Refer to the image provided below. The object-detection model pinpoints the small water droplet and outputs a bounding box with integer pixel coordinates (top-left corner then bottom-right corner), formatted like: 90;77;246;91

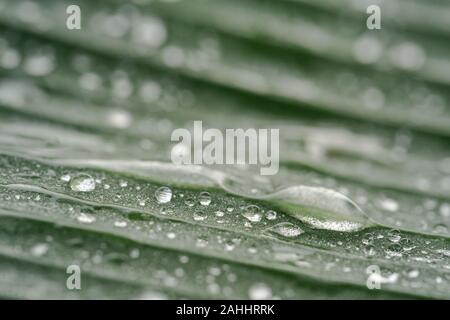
215;211;224;217
388;229;401;243
363;244;377;257
184;197;195;207
266;223;304;237
248;283;272;300
119;180;128;188
114;220;127;228
406;269;420;278
224;240;235;251
196;237;208;248
361;232;374;245
386;243;403;257
160;207;173;215
198;191;211;206
179;255;189;264
193;211;207;221
70;174;96;192
77;212;96;224
433;224;448;234
31;243;48;257
242;205;262;222
61;174;71;182
155;186;172;203
130;248;140;259
24;49;55;76
107;110;132;129
378;198;399;212
167;232;176;239
265;210;277;220
440;203;450;217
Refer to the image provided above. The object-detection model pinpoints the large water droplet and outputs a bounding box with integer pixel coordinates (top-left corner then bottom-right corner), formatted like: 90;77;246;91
259;186;373;232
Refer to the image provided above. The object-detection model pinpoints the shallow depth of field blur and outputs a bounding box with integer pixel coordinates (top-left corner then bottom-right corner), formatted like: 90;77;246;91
0;0;449;299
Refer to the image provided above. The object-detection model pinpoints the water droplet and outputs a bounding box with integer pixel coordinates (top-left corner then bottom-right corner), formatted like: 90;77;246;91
361;232;374;245
107;110;132;129
208;267;222;277
160;207;173;215
389;42;426;71
139;81;161;103
162;46;185;67
114;220;127;228
363;244;377;257
215;211;224;217
378;198;399;212
130;248;140;259
60;174;71;182
31;243;48;257
406;269;420;278
242;205;262;222
265;210;277;220
248;283;272;300
77;213;96;224
224;240;235;251
179;255;189;264
196;237;208;248
248;246;257;254
167;232;176;239
352;36;383;64
117;181;127;188
138;291;168;300
440;203;450;217
155;186;172;203
184;197;195;207
193;211;207;221
266;223;304;238
70;174;96;192
24;49;55;76
386;243;403;257
198;191;212;206
388;229;402;243
132;16;167;49
0;47;20;69
433;224;448;234
261;186;372;232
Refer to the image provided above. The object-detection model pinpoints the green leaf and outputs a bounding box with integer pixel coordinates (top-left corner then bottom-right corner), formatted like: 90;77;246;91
0;0;449;299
